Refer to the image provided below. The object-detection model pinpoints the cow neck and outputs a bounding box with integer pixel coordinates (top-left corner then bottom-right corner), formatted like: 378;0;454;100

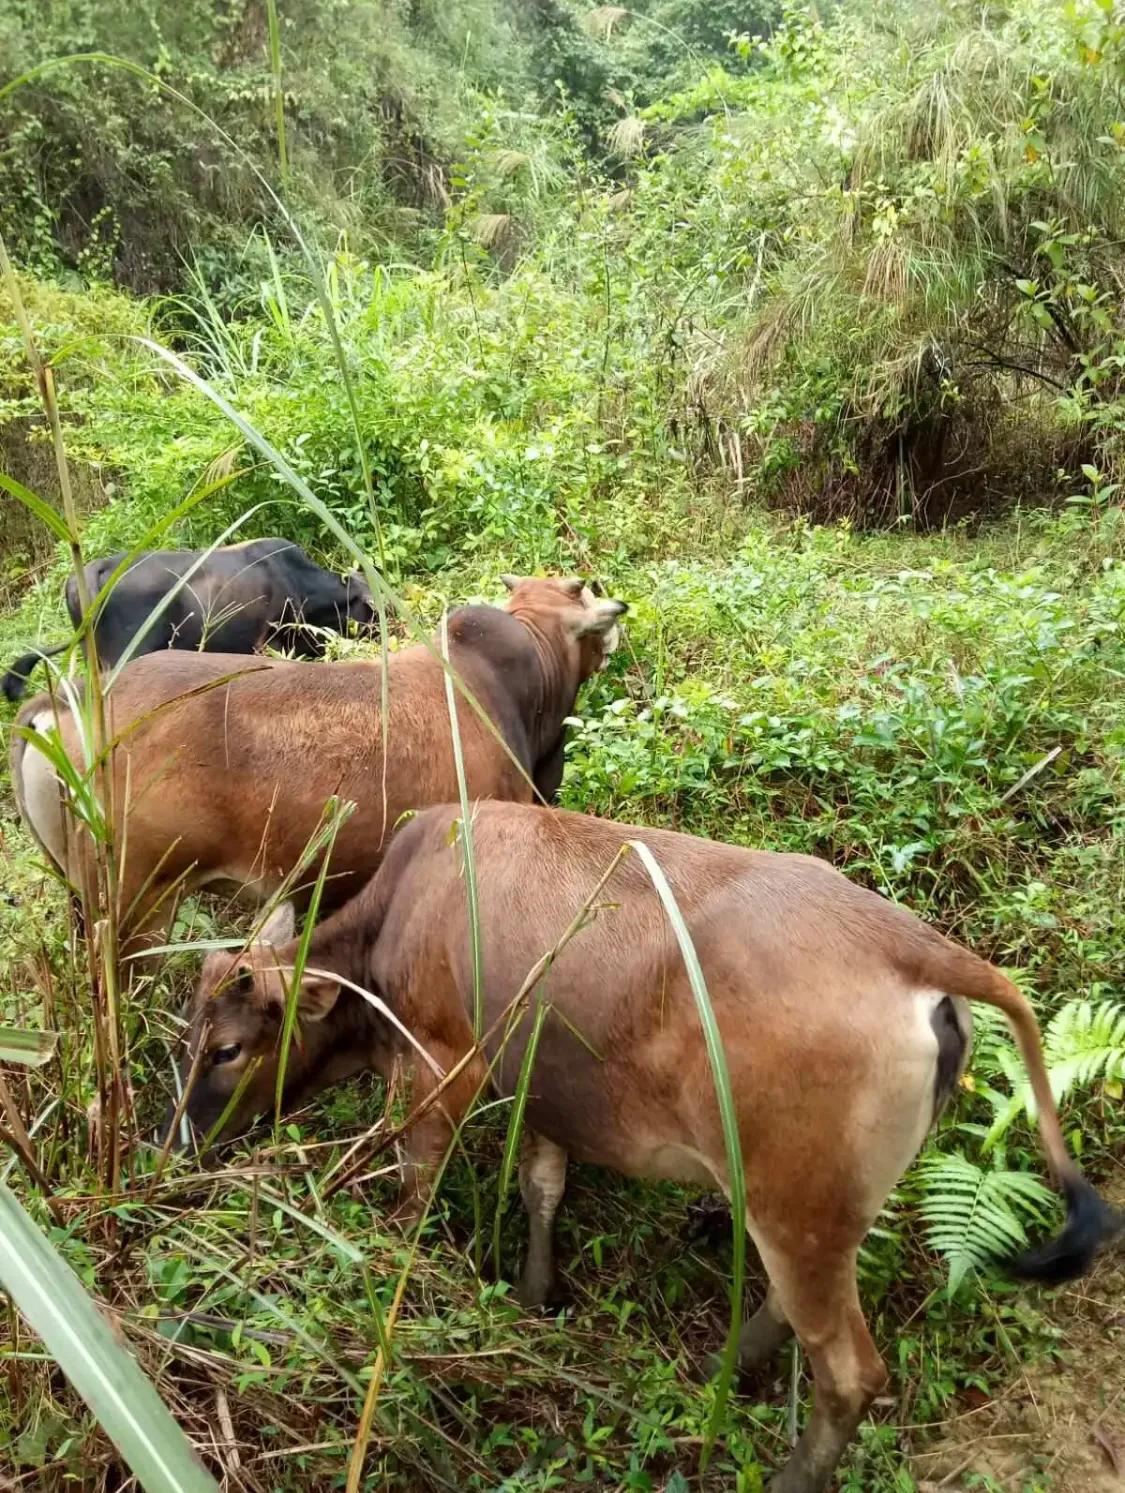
303;915;369;1003
504;606;575;760
296;917;383;1051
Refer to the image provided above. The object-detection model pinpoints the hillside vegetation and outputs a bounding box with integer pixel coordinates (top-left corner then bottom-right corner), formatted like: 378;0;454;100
0;2;1123;1490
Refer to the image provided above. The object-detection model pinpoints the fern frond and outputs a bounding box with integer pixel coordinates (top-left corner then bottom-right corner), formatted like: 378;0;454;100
1045;999;1125;1096
974;997;1125;1149
914;1151;1056;1294
967;1001;1010;1073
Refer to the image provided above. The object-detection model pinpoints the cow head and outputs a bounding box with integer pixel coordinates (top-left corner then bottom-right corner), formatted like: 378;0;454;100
344;571;378;633
170;903;378;1147
499;575;627;680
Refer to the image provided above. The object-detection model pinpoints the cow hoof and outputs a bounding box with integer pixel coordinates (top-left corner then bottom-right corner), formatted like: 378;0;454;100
514;1274;561;1312
699;1349;746;1389
698;1348;778;1399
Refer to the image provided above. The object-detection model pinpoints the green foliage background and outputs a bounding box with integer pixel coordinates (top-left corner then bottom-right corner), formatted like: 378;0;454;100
0;1;1123;1489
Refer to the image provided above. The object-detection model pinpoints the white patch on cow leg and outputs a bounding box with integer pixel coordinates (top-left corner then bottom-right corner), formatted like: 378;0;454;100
845;986;975;1228
516;1130;568;1308
19;710;72;875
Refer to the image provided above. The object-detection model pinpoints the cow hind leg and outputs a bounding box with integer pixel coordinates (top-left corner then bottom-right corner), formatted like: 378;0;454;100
705;1280;793;1384
739;1283;793;1371
749;1009;941;1489
758;1246;887;1493
515;1130;568;1308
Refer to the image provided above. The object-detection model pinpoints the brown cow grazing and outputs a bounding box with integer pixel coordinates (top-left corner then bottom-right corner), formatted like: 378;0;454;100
10;578;625;951
180;802;1116;1493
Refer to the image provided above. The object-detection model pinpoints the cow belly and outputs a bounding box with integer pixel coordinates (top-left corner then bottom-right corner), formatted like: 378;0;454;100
631;1142;720;1186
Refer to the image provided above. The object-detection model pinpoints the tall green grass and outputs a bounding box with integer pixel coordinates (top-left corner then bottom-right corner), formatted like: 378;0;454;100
0;227;220;1493
0;58;548;1482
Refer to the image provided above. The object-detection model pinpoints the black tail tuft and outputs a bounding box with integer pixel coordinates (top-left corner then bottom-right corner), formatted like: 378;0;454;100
2;644;65;702
1008;1175;1121;1286
2;653;41;702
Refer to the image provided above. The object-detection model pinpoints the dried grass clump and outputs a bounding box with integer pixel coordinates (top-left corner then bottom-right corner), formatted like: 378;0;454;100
608;116;646;160
584;6;630;41
469;212;514;249
495;149;530;178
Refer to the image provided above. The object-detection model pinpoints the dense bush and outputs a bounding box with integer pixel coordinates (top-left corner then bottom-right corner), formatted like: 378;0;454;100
0;0;532;290
632;0;1125;521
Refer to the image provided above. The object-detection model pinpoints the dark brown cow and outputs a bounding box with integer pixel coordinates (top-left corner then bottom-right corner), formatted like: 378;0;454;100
181;802;1115;1493
10;579;625;950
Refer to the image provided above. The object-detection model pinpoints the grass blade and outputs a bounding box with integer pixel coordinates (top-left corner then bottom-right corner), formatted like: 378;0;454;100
628;839;746;1471
440;612;483;1038
0;1181;217;1491
492;995;550;1277
0;472;72;543
0;1027;58;1067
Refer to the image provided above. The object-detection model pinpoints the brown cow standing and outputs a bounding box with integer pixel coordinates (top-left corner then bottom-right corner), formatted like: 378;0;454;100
181;802;1115;1493
10;578;625;950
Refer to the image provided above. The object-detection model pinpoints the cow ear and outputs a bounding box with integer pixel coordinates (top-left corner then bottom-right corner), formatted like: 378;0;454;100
297;973;340;1022
255;902;295;948
256;967;339;1021
234;961;258;999
499;574;521;592
571;598;627;639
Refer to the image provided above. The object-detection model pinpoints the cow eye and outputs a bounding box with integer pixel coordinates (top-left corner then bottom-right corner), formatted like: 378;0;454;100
212;1043;242;1066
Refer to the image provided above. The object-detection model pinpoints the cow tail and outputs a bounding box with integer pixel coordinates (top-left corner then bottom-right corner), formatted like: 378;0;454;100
2;643;67;702
923;941;1119;1283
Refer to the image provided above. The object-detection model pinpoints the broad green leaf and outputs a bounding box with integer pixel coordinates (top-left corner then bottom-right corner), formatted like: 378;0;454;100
0;1181;217;1491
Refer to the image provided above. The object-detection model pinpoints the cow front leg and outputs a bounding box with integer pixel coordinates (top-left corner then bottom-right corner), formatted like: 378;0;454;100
516;1130;568;1308
396;1041;487;1226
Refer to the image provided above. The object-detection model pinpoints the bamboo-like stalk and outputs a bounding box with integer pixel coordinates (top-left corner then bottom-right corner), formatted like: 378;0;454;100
265;0;290;191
